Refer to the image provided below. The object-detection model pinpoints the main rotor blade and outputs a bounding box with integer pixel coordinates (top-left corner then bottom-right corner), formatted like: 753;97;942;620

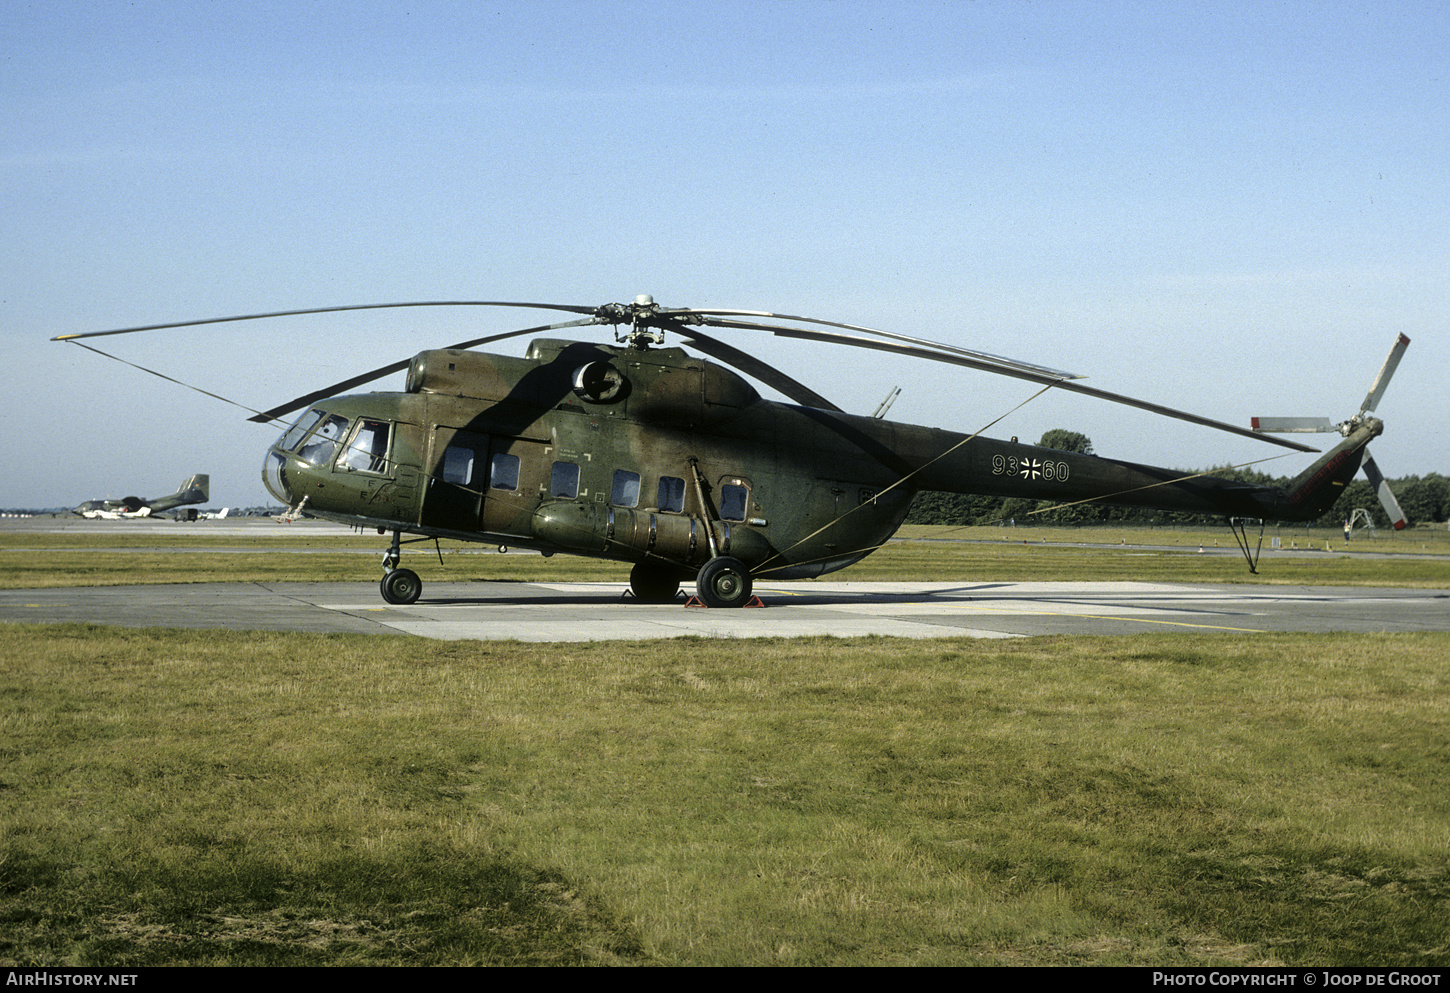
246;317;600;424
51;301;602;342
668;307;1084;381
1361;453;1407;530
1361;333;1410;414
699;317;1319;452
676;329;843;411
1251;417;1336;433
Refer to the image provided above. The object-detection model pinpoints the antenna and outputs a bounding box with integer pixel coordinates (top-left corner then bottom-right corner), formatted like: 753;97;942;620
872;386;901;419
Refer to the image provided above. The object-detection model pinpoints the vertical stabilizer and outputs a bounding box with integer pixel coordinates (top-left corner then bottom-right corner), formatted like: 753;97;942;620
148;474;210;512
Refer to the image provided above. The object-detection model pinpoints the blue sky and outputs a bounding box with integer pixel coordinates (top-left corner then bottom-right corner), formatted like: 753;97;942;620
4;1;1446;510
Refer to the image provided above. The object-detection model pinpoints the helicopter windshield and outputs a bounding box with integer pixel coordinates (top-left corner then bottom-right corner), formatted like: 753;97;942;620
276;409;324;451
295;413;351;466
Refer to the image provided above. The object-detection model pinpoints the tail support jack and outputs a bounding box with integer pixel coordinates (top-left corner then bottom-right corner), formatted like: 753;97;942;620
1228;517;1265;574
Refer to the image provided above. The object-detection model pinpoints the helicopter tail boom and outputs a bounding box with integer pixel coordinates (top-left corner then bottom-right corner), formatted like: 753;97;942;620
879;415;1377;524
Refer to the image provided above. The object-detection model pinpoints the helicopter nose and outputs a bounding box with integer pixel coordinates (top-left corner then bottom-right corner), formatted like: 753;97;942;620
264;448;341;512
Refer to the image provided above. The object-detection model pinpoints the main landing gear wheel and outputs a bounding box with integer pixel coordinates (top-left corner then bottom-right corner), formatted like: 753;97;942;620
380;568;422;605
696;556;752;608
630;561;681;603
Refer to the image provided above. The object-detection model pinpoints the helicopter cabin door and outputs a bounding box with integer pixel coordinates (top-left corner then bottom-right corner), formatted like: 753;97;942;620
424;426;490;533
423;426;550;537
478;435;550;538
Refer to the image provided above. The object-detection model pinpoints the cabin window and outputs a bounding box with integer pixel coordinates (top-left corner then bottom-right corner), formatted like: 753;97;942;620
337;419;391;474
611;470;641;508
490;452;521;491
278;409;324;452
441;446;475;486
296;414;350;466
551;461;581;498
720;483;749;522
657;476;686;513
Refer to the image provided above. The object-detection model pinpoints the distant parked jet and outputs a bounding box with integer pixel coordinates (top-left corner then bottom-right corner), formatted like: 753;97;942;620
73;474;209;519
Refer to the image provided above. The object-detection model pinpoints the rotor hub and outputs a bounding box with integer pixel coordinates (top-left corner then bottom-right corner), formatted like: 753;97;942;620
598;293;669;350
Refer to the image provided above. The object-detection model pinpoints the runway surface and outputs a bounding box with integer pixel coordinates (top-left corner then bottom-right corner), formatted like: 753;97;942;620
4;516;1446;640
3;579;1446;641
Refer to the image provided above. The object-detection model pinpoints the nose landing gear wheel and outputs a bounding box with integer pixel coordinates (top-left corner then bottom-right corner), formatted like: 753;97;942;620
696;556;752;608
380;568;422;605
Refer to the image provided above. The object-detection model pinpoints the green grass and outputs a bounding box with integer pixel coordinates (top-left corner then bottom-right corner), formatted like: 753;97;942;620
3;521;1446;965
3;625;1447;966
832;535;1450;587
3;523;1449;588
897;521;1450;554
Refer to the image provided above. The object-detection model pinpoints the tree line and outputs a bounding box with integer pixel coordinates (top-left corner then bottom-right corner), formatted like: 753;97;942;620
904;430;1450;529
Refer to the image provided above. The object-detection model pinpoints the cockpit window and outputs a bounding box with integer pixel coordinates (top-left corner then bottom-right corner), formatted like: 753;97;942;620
296;414;350;466
337;419;392;474
278;409;324;452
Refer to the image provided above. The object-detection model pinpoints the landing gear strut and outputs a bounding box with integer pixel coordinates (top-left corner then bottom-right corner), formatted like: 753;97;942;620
379;529;423;605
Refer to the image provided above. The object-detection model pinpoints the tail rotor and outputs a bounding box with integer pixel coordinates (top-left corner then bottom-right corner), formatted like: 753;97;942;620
1252;334;1410;529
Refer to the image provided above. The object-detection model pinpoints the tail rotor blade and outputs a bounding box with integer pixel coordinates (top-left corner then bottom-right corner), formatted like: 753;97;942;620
1361;333;1410;414
1362;453;1407;530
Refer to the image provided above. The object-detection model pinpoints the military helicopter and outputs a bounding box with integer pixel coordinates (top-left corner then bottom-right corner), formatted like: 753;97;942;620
54;296;1407;607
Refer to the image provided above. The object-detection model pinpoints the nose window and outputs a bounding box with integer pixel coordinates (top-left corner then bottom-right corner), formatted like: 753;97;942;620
263;451;290;503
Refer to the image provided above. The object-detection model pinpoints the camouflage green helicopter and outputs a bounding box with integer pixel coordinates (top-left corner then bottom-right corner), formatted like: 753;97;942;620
55;297;1408;607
